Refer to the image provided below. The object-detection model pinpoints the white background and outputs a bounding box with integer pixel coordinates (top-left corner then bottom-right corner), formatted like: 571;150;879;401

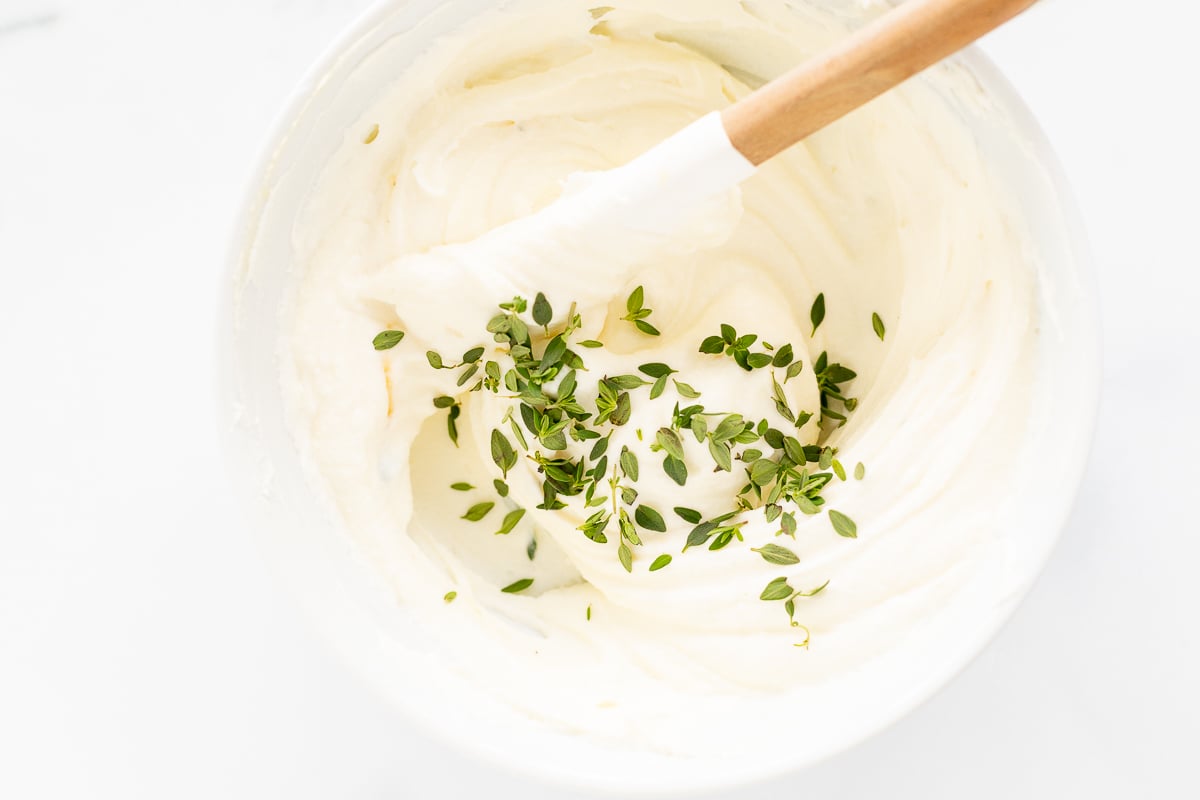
1;0;1197;797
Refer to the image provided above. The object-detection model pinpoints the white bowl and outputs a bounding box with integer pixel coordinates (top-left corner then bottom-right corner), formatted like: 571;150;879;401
218;0;1100;793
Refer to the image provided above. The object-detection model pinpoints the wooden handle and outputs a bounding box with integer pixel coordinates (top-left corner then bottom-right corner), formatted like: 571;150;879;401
722;0;1038;165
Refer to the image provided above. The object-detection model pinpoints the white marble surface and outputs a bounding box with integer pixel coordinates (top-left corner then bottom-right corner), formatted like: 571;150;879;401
1;1;1197;797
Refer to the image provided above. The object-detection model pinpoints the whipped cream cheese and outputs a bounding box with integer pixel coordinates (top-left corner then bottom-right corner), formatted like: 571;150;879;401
282;0;1037;755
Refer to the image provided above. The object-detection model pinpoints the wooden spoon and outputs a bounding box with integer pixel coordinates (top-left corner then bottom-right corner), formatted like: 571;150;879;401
723;0;1039;166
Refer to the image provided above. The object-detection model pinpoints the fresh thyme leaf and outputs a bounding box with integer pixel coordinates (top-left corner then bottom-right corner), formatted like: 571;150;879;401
819;447;834;470
462;501;494;521
635;504;667;532
449;482;473;491
607;375;648;390
781;512;798;537
626;285;645;314
527;536;538;560
674;506;702;524
590;435;610;461
620;485;638;505
462;346;485;363
540;335;567;370
494;479;509;497
578;339;604;348
532;292;553;327
829;509;858;538
444;591;456;603
649;554;672;572
495;508;526;535
619;447;639;481
749;459;778;487
752;543;800;565
586;604;592;620
433;395;456;409
655;428;685;462
795;580;830;598
634;320;661;336
673;379;701;399
832;459;847;481
446;404;461;446
611;392;632;425
699;335;725;354
855;462;866;480
810;293;826;336
501;578;533;594
426;350;444;369
872;312;886;341
783;437;805;464
760;576;794;601
650;374;668;399
491;429;517;477
763;503;782;523
708;438;733;472
663;455;688;486
456;363;479;386
772;343;794;368
747;352;773;369
618;541;633;573
720;324;737;344
373;330;405;350
785;361;804;381
639;363;675;378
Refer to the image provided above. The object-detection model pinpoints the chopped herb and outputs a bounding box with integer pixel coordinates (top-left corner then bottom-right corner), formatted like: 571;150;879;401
649;554;673;572
501;578;534;594
495;508;526;535
621;285;660;336
829;509;858;538
449;482;473;491
752;543;800;565
462;502;494;521
372;330;405;350
810;293;826;336
634;505;667;532
532;292;553;328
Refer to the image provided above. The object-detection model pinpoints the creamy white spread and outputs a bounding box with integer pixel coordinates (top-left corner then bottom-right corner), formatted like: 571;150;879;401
282;0;1037;755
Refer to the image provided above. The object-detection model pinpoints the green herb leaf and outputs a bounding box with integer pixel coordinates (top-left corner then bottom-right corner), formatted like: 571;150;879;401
501;578;533;594
699;336;725;354
578;339;604;348
491;429;517;477
674;507;702;524
649;554;672;572
619;447;639;481
655;428;685;462
618;541;633;573
650;374;668;399
760;577;794;601
752;543;800;565
626;285;644;314
426;350;444;369
832;459;847;481
527;536;538;561
772;343;794;368
663;455;688;486
462;346;485;363
635;504;667;532
462;502;494;521
449;482;473;491
433;395;456;409
446;404;461;446
444;591;456;603
673;380;701;399
829;509;858;538
494;479;509;497
855;462;866;480
373;330;405;350
495;508;526;535
872;312;886;341
810;293;826;336
532;292;553;327
638;363;675;378
634;320;661;337
786;361;804;381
